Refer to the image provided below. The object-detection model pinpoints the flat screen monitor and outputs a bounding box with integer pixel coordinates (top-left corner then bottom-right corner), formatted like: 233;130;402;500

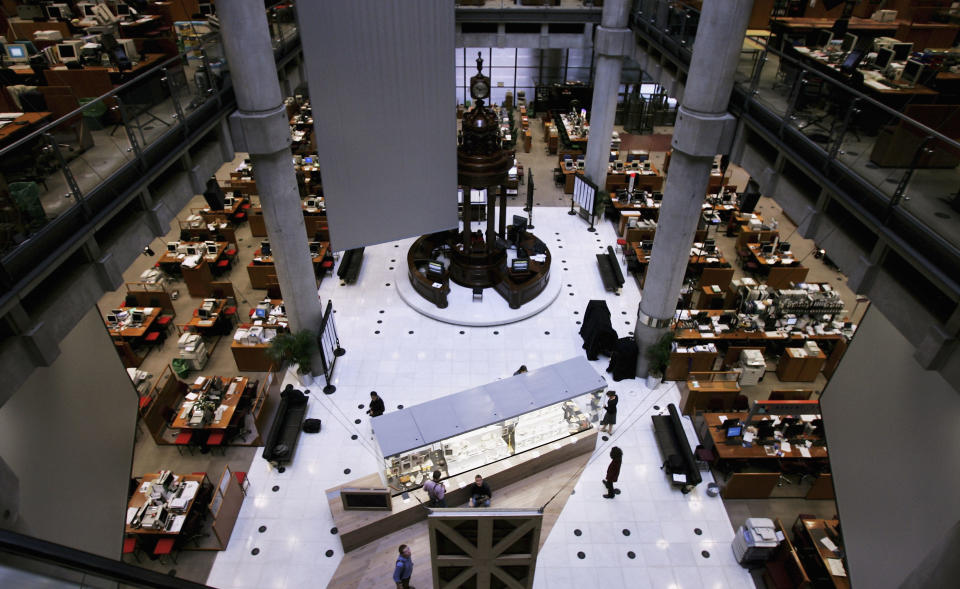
757;421;775;440
783;423;806;438
131;311;144;324
513;214;527;230
841;33;857;53
892;42;913;61
5;44;28;63
260;241;271;256
875;47;894;69
427;261;444;276
902;59;923;85
185;246;197;255
815;30;832;48
779;416;799;428
206;245;217;255
512;259;529;272
841;49;863;72
721;418;739;430
640;240;653;251
726;426;742;438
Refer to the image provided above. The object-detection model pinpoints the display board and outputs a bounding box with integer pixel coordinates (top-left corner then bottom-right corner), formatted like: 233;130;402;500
573;175;597;215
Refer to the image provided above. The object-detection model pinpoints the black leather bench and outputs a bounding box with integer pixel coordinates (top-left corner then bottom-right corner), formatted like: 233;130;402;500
337;247;365;284
262;385;308;466
652;403;702;493
596;246;625;293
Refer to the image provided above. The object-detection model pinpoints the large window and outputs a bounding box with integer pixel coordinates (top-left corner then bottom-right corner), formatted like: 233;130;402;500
456;48;598;106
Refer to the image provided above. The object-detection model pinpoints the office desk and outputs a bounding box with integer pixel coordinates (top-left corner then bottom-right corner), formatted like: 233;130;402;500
0;112;53;148
158;242;227;297
231;321;286;372
185;299;227;334
246;243;329;289
41;54;167;89
790;46;938;99
107;307;162;340
776;346;827;382
126;472;205;536
248;205;327;238
747;242;797;267
799;519;850;589
172;376;247;430
703;412;828;461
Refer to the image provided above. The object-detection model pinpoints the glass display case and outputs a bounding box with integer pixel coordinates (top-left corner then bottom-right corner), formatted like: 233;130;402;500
383;399;591;493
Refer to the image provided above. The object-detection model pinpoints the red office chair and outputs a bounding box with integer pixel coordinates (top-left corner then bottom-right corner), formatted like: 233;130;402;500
123;536;140;562
174;431;193;456
153;537;177;564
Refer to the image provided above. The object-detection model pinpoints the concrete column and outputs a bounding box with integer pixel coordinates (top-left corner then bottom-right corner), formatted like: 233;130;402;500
635;1;752;375
584;0;632;190
219;0;324;374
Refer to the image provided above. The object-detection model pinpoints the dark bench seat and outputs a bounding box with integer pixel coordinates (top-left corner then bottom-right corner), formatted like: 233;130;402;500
596;246;625;293
651;403;702;493
262;385;308;466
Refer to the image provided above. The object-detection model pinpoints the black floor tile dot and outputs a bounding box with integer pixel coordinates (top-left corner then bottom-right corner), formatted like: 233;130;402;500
558;245;563;249
627;551;636;559
374;331;380;334
622;529;630;536
702;550;710;558
354;419;361;424
259;525;267;533
278;466;285;473
602;435;609;441
562;260;566;263
330;527;338;534
573;529;582;536
625;321;630;324
567;284;572;287
408;331;414;334
394;244;399;247
569;292;574;296
358;404;365;409
576;321;581;325
570;489;575;495
391;259;396;262
574;310;579;314
351;434;358;440
563;267;568;271
653;405;660;410
694;528;703;535
397;404;404;409
389;267;394;270
577;551;586;559
377;320;382;323
272;485;279;492
379;310;385;313
555;232;559;235
493;330;499;335
343;468;351;474
385;283;391;286
251;548;260;556
544;331;550;335
622;311;627;315
459;330;465;334
326;549;335;557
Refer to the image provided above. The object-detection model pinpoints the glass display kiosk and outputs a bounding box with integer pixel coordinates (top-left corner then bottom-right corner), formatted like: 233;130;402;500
372;357;607;495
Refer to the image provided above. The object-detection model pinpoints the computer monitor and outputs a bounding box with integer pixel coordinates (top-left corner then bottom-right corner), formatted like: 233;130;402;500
206;244;217;255
186;246;198;256
197;307;209;319
576;160;585;170
718;312;735;326
260;241;271;256
512;259;529;273
783;423;806;438
56;43;78;62
779;241;791;253
779;416;799;429
223;196;234;207
131;311;144;324
116;4;132;17
199;2;215;16
427;260;444;276
726;425;742;438
811;418;825;437
118;38;138;62
305;198;316;208
761;243;775;255
721;418;739;431
166;242;178;253
841;33;857;53
875;47;894;69
46;5;65;20
640;240;653;251
841;49;864;72
902;59;923;86
83;5;97;17
892;42;913;61
757;421;775;440
815;30;832;48
309;242;320;255
106;313;118;324
5;44;28;63
615;161;624;171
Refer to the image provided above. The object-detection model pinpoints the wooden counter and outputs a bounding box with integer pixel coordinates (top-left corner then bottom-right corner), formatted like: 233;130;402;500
776;346;826;382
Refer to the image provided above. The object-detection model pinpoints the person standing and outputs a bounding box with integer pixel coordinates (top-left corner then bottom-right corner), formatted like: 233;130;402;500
599;390;618;433
366;391;385;417
423;470;447;507
393;544;414;589
603;446;623;499
513;365;528;375
469;474;492;507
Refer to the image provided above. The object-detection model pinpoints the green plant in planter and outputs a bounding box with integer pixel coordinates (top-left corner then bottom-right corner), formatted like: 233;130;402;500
594;189;611;217
267;330;317;377
645;332;675;379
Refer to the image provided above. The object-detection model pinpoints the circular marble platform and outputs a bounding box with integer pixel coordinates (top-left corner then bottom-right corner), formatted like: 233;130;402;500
395;266;562;326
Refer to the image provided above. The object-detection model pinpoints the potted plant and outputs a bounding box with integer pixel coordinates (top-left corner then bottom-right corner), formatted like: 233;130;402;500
645;332;675;389
594;189;612;219
267;330;317;386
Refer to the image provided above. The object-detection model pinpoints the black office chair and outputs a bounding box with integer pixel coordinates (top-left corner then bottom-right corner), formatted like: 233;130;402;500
0;68;20;85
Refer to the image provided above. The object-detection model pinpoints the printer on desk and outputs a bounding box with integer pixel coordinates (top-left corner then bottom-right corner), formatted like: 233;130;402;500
177;333;209;370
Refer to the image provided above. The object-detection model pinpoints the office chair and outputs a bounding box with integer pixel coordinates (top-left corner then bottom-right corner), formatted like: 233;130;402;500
0;68;20;85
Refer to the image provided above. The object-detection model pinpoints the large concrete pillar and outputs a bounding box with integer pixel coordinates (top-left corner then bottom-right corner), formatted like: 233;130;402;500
584;0;632;190
635;1;752;375
220;0;324;374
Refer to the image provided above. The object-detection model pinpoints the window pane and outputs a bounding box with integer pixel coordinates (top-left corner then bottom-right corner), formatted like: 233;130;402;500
516;48;539;67
490;47;515;65
567;48;593;69
567;68;591;84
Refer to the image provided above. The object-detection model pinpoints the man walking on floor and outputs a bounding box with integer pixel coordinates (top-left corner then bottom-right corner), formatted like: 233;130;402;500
393;544;414;589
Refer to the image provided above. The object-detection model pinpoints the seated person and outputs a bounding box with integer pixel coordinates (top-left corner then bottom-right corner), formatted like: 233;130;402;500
469;474;492;507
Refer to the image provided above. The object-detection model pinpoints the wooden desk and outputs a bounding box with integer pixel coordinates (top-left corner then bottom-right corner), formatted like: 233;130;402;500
747;242;797;267
185;299;227;333
246;243;329;289
799;519;850;588
0;112;53;148
231;322;285;372
776;346;826;382
683;377;741;414
703;412;828;461
248;205;327;239
107;307;161;340
125;472;204;536
172;376;247;430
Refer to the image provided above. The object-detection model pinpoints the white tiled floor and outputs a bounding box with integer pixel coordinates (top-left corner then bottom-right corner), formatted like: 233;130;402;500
206;207;752;588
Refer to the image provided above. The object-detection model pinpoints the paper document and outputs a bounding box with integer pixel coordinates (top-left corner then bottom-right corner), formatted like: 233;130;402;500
799;447;812;458
781;442;791;452
126;507;139;524
743;432;755;443
672;473;687;483
185;393;198;401
826;558;846;576
717;415;728;423
169;515;186;534
194;377;206;385
820;537;839;553
775;530;785;542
